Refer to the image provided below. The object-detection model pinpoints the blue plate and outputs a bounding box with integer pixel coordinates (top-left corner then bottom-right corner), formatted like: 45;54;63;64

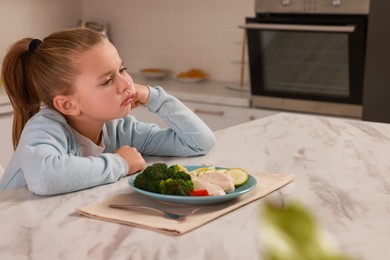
128;166;257;205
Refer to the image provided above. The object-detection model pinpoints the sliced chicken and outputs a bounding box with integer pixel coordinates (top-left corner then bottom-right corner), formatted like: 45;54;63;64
191;176;226;196
199;172;235;193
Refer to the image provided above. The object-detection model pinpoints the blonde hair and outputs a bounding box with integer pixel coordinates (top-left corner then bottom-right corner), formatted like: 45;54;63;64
1;28;106;149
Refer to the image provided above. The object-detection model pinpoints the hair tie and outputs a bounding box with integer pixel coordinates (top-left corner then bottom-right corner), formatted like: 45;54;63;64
28;39;42;53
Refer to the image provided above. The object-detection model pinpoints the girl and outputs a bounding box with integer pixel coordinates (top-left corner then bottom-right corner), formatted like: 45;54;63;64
0;28;216;195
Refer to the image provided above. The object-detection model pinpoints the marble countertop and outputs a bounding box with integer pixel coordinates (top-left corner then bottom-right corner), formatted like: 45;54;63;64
1;112;390;259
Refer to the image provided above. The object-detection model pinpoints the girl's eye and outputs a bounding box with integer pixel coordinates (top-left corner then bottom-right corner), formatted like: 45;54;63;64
120;67;128;73
102;78;112;86
100;66;127;86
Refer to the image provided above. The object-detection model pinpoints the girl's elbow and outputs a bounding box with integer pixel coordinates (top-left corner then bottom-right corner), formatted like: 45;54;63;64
26;175;70;195
197;133;216;153
28;184;53;195
27;180;61;195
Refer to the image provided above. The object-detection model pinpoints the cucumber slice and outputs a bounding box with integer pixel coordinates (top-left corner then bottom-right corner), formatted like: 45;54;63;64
225;168;249;186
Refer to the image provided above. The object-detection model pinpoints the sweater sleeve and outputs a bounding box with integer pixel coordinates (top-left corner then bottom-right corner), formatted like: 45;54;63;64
106;86;216;157
12;111;128;195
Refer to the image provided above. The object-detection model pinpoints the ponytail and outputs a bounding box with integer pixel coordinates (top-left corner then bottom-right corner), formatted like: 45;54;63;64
1;38;41;149
1;28;105;150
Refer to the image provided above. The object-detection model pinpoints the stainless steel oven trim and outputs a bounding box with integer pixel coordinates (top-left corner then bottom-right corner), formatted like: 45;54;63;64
255;0;370;15
244;23;356;33
251;95;362;118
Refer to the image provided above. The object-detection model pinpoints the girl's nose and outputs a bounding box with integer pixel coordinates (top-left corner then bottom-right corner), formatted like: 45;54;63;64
119;74;133;93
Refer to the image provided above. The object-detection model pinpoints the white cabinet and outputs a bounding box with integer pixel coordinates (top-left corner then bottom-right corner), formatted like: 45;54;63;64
130;101;277;131
183;101;277;131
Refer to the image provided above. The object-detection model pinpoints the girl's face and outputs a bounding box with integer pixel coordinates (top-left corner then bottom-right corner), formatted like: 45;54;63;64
71;40;135;123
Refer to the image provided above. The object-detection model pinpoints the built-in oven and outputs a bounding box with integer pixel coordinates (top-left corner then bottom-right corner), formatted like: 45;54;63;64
245;0;370;118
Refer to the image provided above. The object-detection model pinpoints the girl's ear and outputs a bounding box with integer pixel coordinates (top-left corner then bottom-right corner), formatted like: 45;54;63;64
53;95;81;116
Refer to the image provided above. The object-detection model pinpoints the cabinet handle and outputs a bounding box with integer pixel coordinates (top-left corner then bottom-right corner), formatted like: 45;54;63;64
194;108;224;117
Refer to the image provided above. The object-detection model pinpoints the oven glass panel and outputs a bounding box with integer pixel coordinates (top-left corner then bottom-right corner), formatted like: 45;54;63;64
260;30;349;97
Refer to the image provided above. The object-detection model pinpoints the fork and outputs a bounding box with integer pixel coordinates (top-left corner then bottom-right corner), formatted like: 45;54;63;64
109;204;199;220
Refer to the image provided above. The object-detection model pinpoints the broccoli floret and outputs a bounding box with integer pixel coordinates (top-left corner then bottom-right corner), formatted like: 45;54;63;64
160;178;194;196
168;164;191;180
134;175;162;193
133;163;194;195
168;164;182;174
142;163;169;180
172;171;192;181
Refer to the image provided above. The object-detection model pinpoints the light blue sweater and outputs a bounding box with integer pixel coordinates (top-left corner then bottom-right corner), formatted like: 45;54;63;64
0;86;216;195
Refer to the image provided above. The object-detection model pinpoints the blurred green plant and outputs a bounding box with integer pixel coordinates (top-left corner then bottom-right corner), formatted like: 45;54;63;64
260;201;353;260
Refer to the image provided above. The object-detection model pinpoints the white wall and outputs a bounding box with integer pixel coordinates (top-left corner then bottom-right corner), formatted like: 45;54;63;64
82;0;255;83
0;0;82;65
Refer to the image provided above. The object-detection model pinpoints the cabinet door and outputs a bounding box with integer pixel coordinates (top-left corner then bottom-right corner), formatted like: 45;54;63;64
184;102;245;131
183;101;277;131
245;107;279;122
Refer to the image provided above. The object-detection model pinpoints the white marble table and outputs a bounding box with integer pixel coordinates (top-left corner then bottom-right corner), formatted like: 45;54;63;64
1;112;390;260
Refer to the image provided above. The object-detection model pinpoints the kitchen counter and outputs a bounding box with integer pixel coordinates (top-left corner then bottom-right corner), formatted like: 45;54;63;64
132;74;251;107
1;112;390;259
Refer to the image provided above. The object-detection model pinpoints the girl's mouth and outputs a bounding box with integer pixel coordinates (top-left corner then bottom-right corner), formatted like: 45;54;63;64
121;94;134;107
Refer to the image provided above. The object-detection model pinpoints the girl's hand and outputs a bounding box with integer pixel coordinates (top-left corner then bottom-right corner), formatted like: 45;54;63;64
115;145;146;175
132;84;150;109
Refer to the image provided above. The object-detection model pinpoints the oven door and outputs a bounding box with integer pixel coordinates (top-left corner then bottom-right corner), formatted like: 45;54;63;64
246;14;367;115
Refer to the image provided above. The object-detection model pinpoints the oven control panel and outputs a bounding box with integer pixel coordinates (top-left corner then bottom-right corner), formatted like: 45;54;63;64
255;0;370;14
